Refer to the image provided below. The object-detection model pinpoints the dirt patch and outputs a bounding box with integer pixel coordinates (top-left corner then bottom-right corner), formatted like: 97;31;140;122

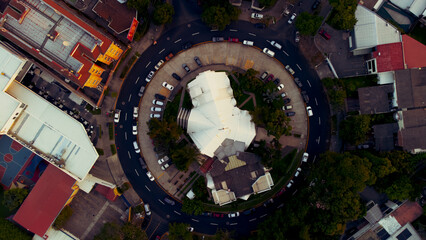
298;36;325;67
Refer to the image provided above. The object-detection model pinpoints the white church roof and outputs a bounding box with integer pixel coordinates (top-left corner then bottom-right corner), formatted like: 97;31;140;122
186;71;256;157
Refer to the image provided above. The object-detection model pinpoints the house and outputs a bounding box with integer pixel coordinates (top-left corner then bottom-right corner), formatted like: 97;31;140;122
372;123;399;151
358;84;394;114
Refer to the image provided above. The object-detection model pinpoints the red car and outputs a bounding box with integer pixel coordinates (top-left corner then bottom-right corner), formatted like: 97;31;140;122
265;74;274;83
213;213;224;218
276;187;286;197
165;52;174;61
228;37;239;43
319;29;331;40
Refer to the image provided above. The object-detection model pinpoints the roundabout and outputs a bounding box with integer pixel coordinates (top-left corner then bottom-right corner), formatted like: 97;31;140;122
114;19;330;238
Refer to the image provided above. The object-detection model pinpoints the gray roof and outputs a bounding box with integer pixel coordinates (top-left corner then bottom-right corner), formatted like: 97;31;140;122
395;69;426;109
358;84;394;114
398;109;426;151
373;123;398;151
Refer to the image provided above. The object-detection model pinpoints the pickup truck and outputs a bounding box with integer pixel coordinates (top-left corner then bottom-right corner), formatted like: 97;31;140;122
282;4;294;16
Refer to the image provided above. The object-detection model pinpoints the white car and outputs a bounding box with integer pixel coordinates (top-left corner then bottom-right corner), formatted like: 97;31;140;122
251;13;263;19
281;92;287;98
145;71;154;82
282;105;293;110
288;13;297;24
162;82;174;91
294;167;302;177
158;156;169;165
151;107;162;112
306;106;313;117
286;180;294;188
150;113;160;118
277;84;284;91
302;152;309;162
187;227;194;232
161;163;170;170
270;41;282;50
243;40;254;46
133;141;140;153
133;107;138;118
113;110;120;123
154;60;164;70
152;100;164;106
285;65;295;75
228;212;240;218
262;48;275;57
132;124;137;135
146;171;155;181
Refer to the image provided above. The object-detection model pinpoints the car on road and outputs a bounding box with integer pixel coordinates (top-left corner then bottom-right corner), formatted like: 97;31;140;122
301;91;309;103
243;40;254;46
132;124;137;135
114;110;121;123
282;3;294;16
151;107;162;112
150;113;161;118
172;73;182;81
294;167;302;177
283;98;291;104
302;152;309;162
265;74;274;83
254;23;266;29
282;105;293;110
155;94;166;100
165;52;174;61
158;156;169;164
154;60;164;70
212;36;224;42
146;171;155;181
286;180;294;188
228;37;239;43
133;141;140;153
152;100;164;106
182;63;190;73
312;0;321;9
228;212;240;218
187;227;194;232
263;198;274;207
288;13;297;24
270;40;282;50
285;65;295;75
145;71;155;82
260;71;268;80
294;78;303;88
138;86;145;97
213;213;224;218
144;204;151;215
306;106;313;116
319;28;331;40
139;157;147;169
276;187;286;197
202;212;212;217
162;82;174;91
262;48;275;57
133;107;138;118
194;56;202;67
277;84;284;91
161;163;170;171
164;197;175;205
182;42;192;50
295;31;300;43
243;208;256;215
273;78;280;85
286;111;295;117
251;13;263;19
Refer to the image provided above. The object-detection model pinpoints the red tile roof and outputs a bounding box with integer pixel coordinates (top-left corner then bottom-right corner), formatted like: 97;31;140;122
13;164;76;237
95;184;117;201
402;35;426;69
200;158;214;174
373;42;404;72
391;201;423;227
92;0;136;34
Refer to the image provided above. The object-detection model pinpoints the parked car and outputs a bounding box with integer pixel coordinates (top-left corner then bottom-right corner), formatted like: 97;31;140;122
154;60;164;70
294;167;302;177
273;78;280;86
138;86;145;97
283;98;291;104
295;31;300;43
133;107;138;118
302;152;309;162
288;13;297;24
262;48;275;57
265;74;274;83
162;82;174;91
243;208;256;215
285;65;295;75
294;78;303;88
165;52;174;61
155;94;166;100
282;3;294;16
139;157;147;169
286;180;294;188
114;110;121;123
144;204;151;215
228;37;239;43
213;213;224;218
158;156;169;165
282;105;293;110
254;23;266;29
263;198;274;207
270;40;282;50
312;0;321;9
285;111;295;117
151;107;162;112
276;187;286;197
146;171;155;181
212;36;224;42
182;64;190;73
152;100;164;106
161;163;170;170
251;13;263;19
194;56;202;67
243;40;254;46
319;28;331;40
228;212;240;218
182;42;192;50
202;212;212;217
306;106;313;116
281;92;287;98
145;71;155;82
172;73;182;81
132;124;137;135
277;84;284;91
260;72;268;80
133;141;140;153
164;197;175;205
150;113;161;118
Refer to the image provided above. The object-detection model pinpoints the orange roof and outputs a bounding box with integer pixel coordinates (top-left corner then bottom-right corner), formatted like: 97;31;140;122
402;35;426;69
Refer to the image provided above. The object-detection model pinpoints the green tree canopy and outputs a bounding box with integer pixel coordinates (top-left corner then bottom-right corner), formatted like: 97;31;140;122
258;0;277;8
148;118;183;153
93;222;147;240
201;2;240;30
181;198;204;216
94;222;121;240
169;222;192;240
0;218;32;240
295;12;324;36
53;205;73;229
152;3;174;25
2;188;29;210
171;144;199;171
328;0;358;30
127;0;149;14
339;115;371;145
121;223;148;240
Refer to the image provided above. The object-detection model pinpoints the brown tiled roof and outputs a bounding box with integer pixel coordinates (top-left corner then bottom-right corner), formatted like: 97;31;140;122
92;0;136;34
395;69;426;109
391;201;423;227
358;84;394;114
373;123;398;151
398;109;426;151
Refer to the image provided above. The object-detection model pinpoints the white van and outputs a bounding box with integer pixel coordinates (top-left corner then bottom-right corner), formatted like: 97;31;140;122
243;40;254;46
133;141;140;153
262;48;275;57
144;204;151;216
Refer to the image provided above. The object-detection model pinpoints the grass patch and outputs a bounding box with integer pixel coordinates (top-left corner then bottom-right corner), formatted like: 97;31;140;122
98;125;102;138
110;144;117;155
230;76;250;106
120;54;138;79
341;75;378;98
115;47;132;75
241;97;255;111
271;149;297;181
0;189;14;218
293;133;301;138
85;104;101;115
110;92;118;98
370;112;396;125
109;123;114;140
96;148;104;155
409;23;426;45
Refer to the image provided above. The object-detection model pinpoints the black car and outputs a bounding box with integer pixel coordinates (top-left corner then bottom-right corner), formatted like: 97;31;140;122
283;98;291;104
155;94;166;100
172;73;181;81
286;111;296;117
194;56;202;67
182;42;192;50
312;0;321;10
255;23;266;29
273;78;280;86
263;198;274;207
164;197;175;205
212;36;224;42
182;64;190;73
243;208;256;215
139;157;147;169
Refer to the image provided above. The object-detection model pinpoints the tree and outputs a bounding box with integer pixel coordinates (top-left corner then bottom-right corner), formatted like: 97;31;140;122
258;0;277;8
2;188;29;210
127;0;149;14
121;223;147;240
152;3;174;25
53;205;73;229
339;115;371;145
214;228;235;240
171;144;199;171
168;222;192;240
93;222;147;240
201;2;240;30
0;218;32;240
328;0;358;30
94;222;121;240
148;118;183;153
295;12;324;36
181;198;204;216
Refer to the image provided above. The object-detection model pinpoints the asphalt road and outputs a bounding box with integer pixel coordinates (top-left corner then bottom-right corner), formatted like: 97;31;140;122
114;8;330;239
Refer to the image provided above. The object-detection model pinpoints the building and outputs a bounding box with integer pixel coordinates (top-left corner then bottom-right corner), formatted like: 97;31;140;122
358;84;394;114
389;0;426;18
372;123;399;151
0;0;123;89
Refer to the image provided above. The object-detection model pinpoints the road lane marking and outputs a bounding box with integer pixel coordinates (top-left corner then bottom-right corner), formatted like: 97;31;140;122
174;210;181;215
277;203;284;208
282;50;289;56
191;218;199;222
313;155;317;163
315;97;318;106
145;185;151;191
135;169;139;176
230;223;238;225
136;77;140;84
210;223;218;225
248;32;256;36
260;214;267;218
127;151;131;159
146;61;151;68
230;29;237;32
292;190;298;195
158;199;165;205
125;112;127;121
174;39;182;43
316;136;321;144
249;218;257;222
128;94;132;102
124;132;127;140
266;40;271;43
159;48;165;54
307;80;312;87
319;117;321;125
296;64;302;70
210;29;218;32
192;32;199;36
